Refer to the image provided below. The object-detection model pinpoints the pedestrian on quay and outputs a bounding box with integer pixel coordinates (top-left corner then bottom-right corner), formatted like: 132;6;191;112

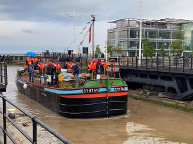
27;62;34;82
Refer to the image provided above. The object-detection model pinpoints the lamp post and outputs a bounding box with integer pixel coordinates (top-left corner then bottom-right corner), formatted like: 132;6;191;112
139;0;143;62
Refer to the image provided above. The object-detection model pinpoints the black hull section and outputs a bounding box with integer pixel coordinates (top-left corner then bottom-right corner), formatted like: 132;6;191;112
16;80;127;118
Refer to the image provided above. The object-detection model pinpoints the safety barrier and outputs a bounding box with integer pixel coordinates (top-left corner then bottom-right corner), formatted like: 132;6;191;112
0;93;72;144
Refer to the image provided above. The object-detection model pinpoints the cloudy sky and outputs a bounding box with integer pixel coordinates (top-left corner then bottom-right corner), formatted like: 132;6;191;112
0;0;193;54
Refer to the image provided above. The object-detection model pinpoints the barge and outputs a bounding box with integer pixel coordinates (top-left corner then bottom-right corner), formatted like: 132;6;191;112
16;71;128;118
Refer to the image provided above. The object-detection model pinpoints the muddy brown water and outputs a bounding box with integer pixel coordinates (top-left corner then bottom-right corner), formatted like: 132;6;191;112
2;66;193;144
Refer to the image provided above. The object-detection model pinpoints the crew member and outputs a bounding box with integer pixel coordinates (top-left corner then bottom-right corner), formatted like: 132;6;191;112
72;61;79;83
39;63;45;84
27;62;34;82
55;63;61;86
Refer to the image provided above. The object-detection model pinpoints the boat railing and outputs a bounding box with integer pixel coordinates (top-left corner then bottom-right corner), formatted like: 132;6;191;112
0;93;72;144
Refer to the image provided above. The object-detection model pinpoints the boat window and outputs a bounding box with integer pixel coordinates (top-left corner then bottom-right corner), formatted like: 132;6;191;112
149;75;158;80
131;73;138;77
160;75;172;81
140;74;147;78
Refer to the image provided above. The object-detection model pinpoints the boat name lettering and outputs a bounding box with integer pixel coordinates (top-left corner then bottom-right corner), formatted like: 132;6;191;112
114;87;125;91
83;88;99;93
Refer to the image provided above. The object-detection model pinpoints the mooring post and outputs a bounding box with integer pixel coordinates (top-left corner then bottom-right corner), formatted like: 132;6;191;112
3;95;7;144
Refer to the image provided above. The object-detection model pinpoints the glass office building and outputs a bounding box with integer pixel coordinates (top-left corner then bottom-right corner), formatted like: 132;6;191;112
108;18;193;56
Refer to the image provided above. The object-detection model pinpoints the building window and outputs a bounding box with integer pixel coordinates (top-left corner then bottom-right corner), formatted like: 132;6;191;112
130;28;139;38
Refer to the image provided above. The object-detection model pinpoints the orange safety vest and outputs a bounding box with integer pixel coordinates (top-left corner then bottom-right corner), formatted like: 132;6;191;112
24;64;28;68
47;62;52;65
40;64;45;70
52;63;57;67
26;57;31;63
68;62;72;68
92;62;96;70
33;58;38;63
103;63;108;69
88;63;92;70
56;64;61;69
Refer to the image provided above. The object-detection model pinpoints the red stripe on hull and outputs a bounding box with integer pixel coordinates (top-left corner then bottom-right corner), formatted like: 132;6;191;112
60;92;128;98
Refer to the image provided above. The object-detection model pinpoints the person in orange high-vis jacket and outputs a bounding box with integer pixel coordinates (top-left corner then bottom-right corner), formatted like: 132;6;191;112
39;63;45;84
26;57;31;65
55;63;61;86
91;59;98;79
67;61;72;69
88;63;92;73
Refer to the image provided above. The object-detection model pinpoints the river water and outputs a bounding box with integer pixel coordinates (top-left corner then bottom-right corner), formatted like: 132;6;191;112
3;66;193;144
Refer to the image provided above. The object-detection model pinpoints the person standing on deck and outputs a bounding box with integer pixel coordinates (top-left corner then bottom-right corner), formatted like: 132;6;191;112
72;61;79;83
64;61;68;69
55;63;61;86
27;62;34;82
46;62;52;85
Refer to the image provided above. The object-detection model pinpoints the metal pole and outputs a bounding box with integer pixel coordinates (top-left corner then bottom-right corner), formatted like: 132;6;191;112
127;56;128;66
183;56;185;72
92;15;95;59
157;55;158;71
32;117;37;144
191;56;192;70
3;95;7;144
139;0;142;62
169;56;171;72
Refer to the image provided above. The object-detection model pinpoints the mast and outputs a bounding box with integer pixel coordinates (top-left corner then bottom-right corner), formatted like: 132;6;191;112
91;15;95;59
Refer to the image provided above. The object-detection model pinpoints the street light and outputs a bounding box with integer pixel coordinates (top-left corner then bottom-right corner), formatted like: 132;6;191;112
139;0;142;61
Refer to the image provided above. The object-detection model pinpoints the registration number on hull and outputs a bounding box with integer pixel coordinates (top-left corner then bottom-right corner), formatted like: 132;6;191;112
114;87;125;92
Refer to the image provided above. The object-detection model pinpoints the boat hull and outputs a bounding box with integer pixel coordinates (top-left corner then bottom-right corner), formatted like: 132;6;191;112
16;78;128;118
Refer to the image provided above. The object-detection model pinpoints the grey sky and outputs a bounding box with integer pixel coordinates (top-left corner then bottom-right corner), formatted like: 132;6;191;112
0;0;193;53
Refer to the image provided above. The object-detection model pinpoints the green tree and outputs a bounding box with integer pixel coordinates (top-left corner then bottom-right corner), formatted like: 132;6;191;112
105;42;114;56
160;44;166;57
95;45;101;54
171;25;185;56
114;43;123;56
142;38;155;57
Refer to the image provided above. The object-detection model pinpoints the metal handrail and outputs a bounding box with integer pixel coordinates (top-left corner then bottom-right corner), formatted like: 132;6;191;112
0;93;72;144
119;56;193;73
